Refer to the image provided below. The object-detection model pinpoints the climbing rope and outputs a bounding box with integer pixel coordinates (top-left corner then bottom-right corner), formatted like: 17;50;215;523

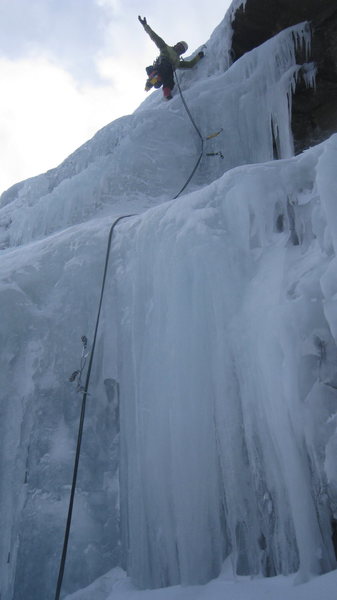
174;70;203;143
54;69;223;598
173;70;204;199
54;213;135;600
173;70;223;199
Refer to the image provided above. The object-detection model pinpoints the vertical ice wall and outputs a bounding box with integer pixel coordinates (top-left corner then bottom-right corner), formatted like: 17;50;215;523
112;137;337;589
107;21;326;589
0;10;324;600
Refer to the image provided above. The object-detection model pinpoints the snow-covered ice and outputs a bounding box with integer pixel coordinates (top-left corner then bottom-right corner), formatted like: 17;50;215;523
65;564;337;600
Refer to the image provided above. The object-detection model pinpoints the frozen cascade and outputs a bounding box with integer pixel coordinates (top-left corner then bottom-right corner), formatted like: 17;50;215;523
111;138;337;588
0;6;336;600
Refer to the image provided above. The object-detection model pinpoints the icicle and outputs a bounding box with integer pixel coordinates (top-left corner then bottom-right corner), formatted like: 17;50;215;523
292;21;312;60
229;0;248;22
301;62;317;90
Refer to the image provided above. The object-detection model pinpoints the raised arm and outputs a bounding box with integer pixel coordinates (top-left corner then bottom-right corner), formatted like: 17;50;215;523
138;16;167;50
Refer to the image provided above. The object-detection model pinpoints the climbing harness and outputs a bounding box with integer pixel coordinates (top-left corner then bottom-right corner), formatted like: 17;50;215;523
173;70;224;199
54;213;135;600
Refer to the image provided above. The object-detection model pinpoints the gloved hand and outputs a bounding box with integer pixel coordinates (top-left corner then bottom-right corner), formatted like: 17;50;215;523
198;51;205;59
138;16;147;26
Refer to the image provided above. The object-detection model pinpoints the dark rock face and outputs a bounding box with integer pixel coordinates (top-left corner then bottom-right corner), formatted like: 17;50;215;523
231;0;337;153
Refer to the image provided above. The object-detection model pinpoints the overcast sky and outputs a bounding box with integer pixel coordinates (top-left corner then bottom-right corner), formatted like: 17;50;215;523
0;0;233;194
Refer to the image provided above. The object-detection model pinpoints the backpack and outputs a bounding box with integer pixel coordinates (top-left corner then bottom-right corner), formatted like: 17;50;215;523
145;65;162;91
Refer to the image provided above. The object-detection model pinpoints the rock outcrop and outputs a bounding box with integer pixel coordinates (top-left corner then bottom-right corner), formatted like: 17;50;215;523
231;0;337;153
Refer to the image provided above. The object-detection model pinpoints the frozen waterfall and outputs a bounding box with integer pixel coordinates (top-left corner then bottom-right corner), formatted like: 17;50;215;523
0;7;337;600
112;138;337;588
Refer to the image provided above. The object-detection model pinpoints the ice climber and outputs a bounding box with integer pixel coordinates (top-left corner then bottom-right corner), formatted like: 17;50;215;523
138;16;205;100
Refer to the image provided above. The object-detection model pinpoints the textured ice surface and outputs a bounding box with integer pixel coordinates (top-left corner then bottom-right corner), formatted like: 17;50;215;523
1;6;336;600
112;137;337;589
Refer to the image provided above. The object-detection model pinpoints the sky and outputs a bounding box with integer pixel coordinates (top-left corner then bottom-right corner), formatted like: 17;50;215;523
0;0;233;195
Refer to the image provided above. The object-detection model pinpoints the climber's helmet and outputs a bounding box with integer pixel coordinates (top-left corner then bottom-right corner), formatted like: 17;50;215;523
174;41;188;55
